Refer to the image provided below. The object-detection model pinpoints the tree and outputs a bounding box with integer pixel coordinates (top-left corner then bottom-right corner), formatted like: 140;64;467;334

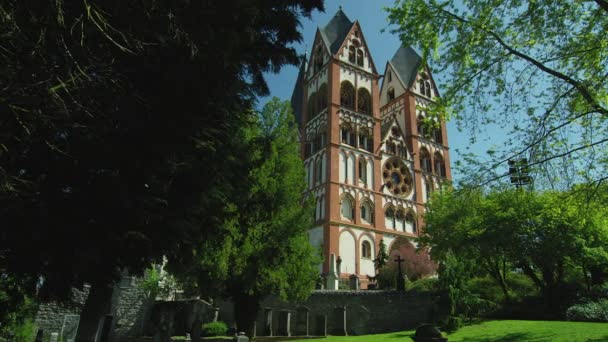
387;0;608;188
0;0;323;335
423;186;608;303
167;99;320;336
374;239;389;272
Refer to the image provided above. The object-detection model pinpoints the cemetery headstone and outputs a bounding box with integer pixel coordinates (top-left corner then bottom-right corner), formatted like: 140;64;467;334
349;274;360;290
49;332;59;342
232;332;249;342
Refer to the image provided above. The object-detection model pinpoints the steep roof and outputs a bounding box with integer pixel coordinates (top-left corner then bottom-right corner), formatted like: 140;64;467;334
290;55;307;127
389;46;422;88
319;9;353;55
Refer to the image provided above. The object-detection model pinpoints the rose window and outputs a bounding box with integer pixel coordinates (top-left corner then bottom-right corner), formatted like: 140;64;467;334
382;158;413;196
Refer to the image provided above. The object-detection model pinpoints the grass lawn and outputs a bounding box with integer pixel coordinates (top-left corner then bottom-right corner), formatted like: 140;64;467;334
286;320;608;342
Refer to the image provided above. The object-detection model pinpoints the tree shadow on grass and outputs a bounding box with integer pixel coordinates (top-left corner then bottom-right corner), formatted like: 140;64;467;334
388;333;414;339
447;332;559;342
585;337;608;342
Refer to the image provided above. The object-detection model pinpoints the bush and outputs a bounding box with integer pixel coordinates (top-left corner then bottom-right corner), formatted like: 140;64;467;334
408;277;438;293
202;321;228;337
440;316;463;332
566;299;608;322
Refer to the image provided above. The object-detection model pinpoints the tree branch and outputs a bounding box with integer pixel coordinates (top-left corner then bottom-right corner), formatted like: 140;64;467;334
435;6;608;117
593;0;608;13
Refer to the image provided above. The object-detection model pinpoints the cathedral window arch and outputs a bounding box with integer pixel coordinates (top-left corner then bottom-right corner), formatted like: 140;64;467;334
318;83;328;111
434;152;446;177
340;194;355;221
420;147;432;173
396;209;406;232
385;206;396;229
308;92;317;119
359;157;367;184
356;49;364;67
433;126;443;144
424;177;433;202
361;240;372;259
417;115;429;138
349;46;356;64
358;128;372;152
314;125;326;152
387;70;392;82
340;123;355;146
360;199;373;224
357;88;371;114
424;81;432;97
387;87;395;102
405;210;416;233
340;81;355;109
316;157;323;183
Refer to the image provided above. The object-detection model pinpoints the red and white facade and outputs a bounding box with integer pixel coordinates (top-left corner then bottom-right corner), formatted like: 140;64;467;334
292;9;451;289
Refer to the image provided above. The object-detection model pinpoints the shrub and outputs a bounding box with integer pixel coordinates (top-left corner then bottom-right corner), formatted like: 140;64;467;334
440;316;463;332
408;277;438;293
566;299;608;322
202;321;228;337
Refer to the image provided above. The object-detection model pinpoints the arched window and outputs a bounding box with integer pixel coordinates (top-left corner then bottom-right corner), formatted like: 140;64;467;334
340;81;355;109
434;152;446;177
308;92;317;119
405;211;416;233
361;240;372;258
341;195;354;221
420;148;432;173
388;88;395;101
396;209;406;232
358;128;372;152
359;158;367;184
356;49;364;67
425;81;432;97
433;127;443;144
316;157;323;183
318;83;328;111
314;126;326;153
360;200;373;224
349;46;356;63
340;123;355;146
385;207;396;229
419;79;425;95
417;115;427;138
387;70;392;82
357;88;371;114
425;177;433;202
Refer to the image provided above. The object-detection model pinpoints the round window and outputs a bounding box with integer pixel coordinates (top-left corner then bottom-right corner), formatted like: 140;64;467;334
383;157;413;197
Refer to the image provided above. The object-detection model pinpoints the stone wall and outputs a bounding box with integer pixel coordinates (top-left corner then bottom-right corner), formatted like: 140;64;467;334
111;276;152;338
34;286;91;340
219;290;434;337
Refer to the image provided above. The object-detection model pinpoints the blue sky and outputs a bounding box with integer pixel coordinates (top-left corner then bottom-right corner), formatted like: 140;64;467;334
260;0;508;183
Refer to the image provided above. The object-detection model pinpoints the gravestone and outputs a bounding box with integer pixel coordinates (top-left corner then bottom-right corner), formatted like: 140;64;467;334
277;311;291;336
314;315;327;336
61;314;81;342
294;307;309;336
332;306;346;336
49;332;59;342
263;308;273;336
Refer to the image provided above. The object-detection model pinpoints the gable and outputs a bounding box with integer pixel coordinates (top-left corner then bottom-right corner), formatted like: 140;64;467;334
319;8;353;55
381;116;412;161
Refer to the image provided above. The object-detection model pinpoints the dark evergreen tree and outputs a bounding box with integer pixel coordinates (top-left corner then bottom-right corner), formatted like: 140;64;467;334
0;0;323;333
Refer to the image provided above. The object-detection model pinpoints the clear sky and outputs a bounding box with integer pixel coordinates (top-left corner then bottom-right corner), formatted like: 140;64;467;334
259;0;508;183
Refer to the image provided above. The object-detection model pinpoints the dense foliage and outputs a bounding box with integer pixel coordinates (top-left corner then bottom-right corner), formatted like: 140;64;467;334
566;300;608;322
387;0;608;188
0;0;323;333
167;99;320;335
201;321;228;337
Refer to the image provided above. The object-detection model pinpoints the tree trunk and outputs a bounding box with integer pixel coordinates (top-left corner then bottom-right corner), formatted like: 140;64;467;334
76;283;114;342
233;293;260;338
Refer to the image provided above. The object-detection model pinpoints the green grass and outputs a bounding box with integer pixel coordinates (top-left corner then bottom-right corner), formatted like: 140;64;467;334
286;320;608;342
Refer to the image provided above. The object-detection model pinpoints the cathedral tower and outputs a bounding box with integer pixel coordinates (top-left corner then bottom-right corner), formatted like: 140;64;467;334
291;9;451;289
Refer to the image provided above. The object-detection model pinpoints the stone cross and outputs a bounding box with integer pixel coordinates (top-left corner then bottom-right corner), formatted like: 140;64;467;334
394;255;406;291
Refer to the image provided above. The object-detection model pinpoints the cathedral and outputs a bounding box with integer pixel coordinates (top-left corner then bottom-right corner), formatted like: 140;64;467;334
291;9;451;290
